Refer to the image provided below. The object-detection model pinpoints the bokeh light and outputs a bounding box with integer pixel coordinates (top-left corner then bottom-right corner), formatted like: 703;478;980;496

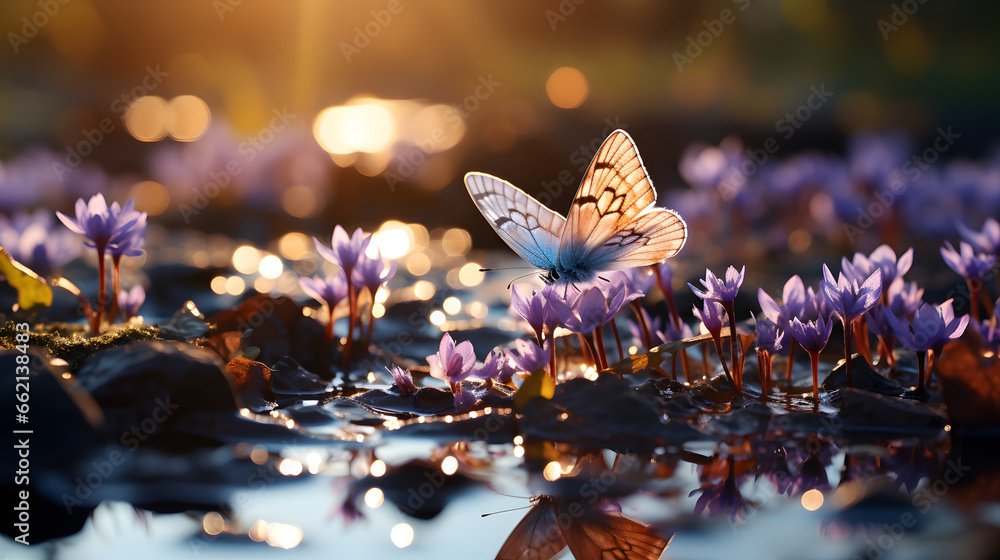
545;67;589;109
313;101;397;154
125;96;168;141
390;523;414;548
165;95;211;141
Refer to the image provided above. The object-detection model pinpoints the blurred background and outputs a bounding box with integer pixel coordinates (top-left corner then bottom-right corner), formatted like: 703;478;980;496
1;0;998;269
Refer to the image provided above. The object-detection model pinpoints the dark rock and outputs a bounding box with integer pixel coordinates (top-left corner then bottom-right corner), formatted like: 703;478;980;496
821;354;904;397
837;387;947;437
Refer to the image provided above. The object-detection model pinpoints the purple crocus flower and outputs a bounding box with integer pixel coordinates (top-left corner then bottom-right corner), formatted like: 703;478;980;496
977;299;1000;354
956;217;1000;254
655;321;694;345
549;285;628;334
940;241;996;280
299;270;349;309
510;338;550;374
886;278;924;318
754;316;784;354
107;201;148;258
886;300;969;354
388;364;417;396
118;285;145;322
786;315;833;355
693;300;728;336
352;253;397;294
472;348;517;384
314;225;372;274
427;332;476;390
841;245;913;287
606;268;653;300
56;194;140;250
885;300;968;390
299;270;349;343
758;275;808;330
689;265;745;304
0;210;81;277
510;284;560;345
822;264;881;387
787;314;833;404
821;264;882;324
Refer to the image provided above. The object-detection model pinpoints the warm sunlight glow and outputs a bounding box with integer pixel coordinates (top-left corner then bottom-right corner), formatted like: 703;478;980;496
278;458;303;476
443;296;462;315
314;103;397;154
459;262;484;287
125;95;169;141
166;95;211;141
441;456;459;476
233;245;262;274
801;489;824;511
365;487;385;508
265;523;303;549
370;459;387;477
546;67;589;109
390;523;414;548
258;255;283;279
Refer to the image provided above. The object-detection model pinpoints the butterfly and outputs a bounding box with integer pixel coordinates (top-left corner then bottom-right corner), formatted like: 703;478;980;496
466;129;687;285
494;495;671;560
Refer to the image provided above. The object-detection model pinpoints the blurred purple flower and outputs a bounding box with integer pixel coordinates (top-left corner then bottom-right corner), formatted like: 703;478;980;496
753;316;784;354
314;225;371;275
956;217;1000;254
940;241;996;280
117;285;145;322
352;253;397;293
758;275;808;330
510;338;550;374
0;210;81;277
821;265;882;324
886;278;924;318
976;299;999;353
549;285;629;334
689;265;745;304
628;307;662;345
678;136;747;193
841;245;913;287
786;315;833;354
427;333;476;389
388;364;417;396
56;194;140;250
299;270;349;309
510;284;560;343
885;300;969;354
606;268;653;299
655;321;694;345
787;452;831;496
472;348;517;384
690;471;755;522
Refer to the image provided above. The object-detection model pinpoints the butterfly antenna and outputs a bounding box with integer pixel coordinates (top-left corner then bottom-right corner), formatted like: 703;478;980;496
506;271;539;290
479;266;535;272
481;504;534;517
597;275;610;283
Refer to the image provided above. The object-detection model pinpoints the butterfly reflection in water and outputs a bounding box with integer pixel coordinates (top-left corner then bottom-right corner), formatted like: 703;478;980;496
494;495;671;560
466;130;687;286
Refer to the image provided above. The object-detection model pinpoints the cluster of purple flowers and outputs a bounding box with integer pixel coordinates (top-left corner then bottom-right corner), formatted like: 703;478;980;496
53;194;148;333
301;225;397;366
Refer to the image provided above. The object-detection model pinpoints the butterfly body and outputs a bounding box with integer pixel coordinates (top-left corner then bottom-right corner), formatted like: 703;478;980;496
466;130;687;286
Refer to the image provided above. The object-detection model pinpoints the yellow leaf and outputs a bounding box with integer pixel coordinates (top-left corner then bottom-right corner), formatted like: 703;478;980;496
514;368;555;410
0;247;53;312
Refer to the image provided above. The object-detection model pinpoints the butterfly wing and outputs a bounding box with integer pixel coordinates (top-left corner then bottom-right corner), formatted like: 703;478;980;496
557;130;686;274
466;172;566;271
495;498;568;560
562;507;672;560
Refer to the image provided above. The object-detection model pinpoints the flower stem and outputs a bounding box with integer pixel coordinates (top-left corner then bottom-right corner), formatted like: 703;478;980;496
809;350;820;411
610;320;624;362
843;318;854;387
548;335;557;380
593;327;608;371
756;350;770;401
93;242;107;334
343;280;356;368
108;255;122;323
967;278;981;322
631;302;652;349
916;350;926;391
324;304;335;344
722;301;739;388
710;333;734;387
785;339;796;384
